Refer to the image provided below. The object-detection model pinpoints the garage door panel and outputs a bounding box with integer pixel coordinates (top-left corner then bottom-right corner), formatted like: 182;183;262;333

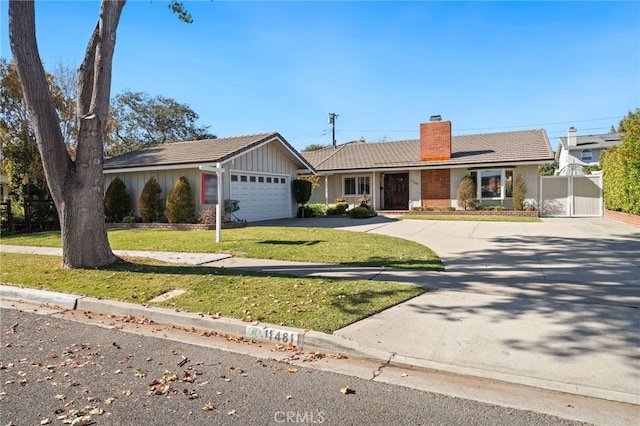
230;173;291;222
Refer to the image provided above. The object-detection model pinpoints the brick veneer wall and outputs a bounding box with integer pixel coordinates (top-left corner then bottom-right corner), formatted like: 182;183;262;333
401;210;539;217
604;209;640;228
421;169;451;206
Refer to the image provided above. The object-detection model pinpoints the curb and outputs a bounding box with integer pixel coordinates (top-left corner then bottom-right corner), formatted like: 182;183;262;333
0;285;393;363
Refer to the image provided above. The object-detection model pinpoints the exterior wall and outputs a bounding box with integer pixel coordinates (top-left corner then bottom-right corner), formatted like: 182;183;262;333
408;170;422;209
558;147;605;175
420;169;450;206
105;168;207;219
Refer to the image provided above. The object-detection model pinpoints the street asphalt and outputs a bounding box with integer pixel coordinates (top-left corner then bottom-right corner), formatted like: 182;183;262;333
1;216;639;415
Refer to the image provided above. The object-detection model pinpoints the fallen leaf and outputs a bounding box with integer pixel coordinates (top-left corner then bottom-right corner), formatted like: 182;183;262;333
287;368;298;373
228;409;236;416
286;395;293;400
340;386;354;395
202;402;215;411
70;415;92;426
122;390;132;396
401;372;408;377
55;394;65;401
40;419;51;425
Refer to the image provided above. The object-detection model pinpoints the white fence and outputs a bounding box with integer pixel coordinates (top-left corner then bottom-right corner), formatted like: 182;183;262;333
539;175;603;217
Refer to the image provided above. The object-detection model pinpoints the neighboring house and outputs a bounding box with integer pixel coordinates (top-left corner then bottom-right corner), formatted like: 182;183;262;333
555;127;623;176
103;133;315;222
301;116;554;211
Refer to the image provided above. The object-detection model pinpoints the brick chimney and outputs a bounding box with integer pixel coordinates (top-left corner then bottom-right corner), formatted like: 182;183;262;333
420;115;452;161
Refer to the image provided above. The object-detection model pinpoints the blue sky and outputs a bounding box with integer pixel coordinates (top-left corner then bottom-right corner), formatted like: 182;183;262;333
1;1;639;151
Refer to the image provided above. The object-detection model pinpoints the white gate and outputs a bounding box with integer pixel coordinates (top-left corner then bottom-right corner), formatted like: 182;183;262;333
540;175;603;217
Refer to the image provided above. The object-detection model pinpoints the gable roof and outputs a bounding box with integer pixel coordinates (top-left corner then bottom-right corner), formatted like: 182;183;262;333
302;129;553;172
104;132;314;172
557;132;623;153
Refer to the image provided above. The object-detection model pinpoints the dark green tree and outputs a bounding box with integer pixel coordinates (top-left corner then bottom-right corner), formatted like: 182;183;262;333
166;176;196;223
292;179;312;217
138;177;164;223
105;90;215;156
103;177;131;222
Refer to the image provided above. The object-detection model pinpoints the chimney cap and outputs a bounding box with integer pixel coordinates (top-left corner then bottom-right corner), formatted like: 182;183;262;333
430;115;442;122
569;126;577;132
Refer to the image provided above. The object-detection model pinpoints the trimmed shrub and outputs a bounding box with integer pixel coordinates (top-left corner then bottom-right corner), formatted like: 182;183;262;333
348;206;376;219
308;203;327;216
512;174;527;211
104;177;131;222
327;202;349;216
166;176;196;223
292;179;312;205
139;177;164;223
456;176;477;210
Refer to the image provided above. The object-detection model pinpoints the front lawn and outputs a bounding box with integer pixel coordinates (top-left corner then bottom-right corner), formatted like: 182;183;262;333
0;253;424;333
1;226;443;271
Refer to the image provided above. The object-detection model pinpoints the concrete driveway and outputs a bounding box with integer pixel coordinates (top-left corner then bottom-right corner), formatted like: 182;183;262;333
262;216;640;404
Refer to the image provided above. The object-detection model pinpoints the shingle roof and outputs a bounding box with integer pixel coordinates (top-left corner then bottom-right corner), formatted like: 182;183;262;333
302;129;553;172
104;133;312;170
557;133;622;152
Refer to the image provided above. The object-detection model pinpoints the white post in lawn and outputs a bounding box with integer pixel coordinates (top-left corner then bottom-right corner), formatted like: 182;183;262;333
199;164;225;243
216;162;223;243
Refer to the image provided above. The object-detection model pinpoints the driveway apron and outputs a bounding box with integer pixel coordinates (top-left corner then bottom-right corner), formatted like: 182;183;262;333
334;217;640;404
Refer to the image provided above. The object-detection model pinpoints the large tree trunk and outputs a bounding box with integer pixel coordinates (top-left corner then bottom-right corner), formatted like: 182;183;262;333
9;0;124;269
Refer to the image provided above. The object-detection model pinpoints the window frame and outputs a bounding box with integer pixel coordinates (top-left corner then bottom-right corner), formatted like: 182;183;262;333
470;168;514;200
343;175;370;196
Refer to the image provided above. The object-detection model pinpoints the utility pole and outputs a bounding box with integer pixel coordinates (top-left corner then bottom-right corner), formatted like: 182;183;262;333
328;113;338;148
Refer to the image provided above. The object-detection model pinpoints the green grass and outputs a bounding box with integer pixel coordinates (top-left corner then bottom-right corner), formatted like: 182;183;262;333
0;227;443;271
398;215;541;222
0;252;424;333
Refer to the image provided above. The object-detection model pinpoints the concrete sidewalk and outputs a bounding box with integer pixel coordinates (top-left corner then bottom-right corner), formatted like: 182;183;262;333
1;217;639;406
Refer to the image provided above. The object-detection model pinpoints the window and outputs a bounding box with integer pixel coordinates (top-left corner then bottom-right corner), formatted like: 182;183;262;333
258;176;264;183
231;174;238;182
470;169;514;200
273;178;279;183
581;149;593;162
250;176;256;182
280;178;286;184
344;177;356;195
240;175;248;182
266;177;272;183
344;176;370;195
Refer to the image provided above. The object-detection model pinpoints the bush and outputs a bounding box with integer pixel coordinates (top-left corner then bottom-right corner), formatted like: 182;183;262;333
327;202;349;216
602;112;640;215
512;174;526;211
139;177;164;223
166;176;196;223
456;176;477;210
292;179;312;205
308;203;327;216
348;206;376;219
104;177;131;222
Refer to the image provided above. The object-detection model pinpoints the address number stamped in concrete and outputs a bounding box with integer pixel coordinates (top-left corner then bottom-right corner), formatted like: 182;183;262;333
246;326;299;346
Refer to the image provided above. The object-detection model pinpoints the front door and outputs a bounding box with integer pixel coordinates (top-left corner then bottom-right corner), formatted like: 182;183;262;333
384;173;409;210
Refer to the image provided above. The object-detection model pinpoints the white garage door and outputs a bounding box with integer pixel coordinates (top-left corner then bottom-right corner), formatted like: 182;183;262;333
230;173;292;222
